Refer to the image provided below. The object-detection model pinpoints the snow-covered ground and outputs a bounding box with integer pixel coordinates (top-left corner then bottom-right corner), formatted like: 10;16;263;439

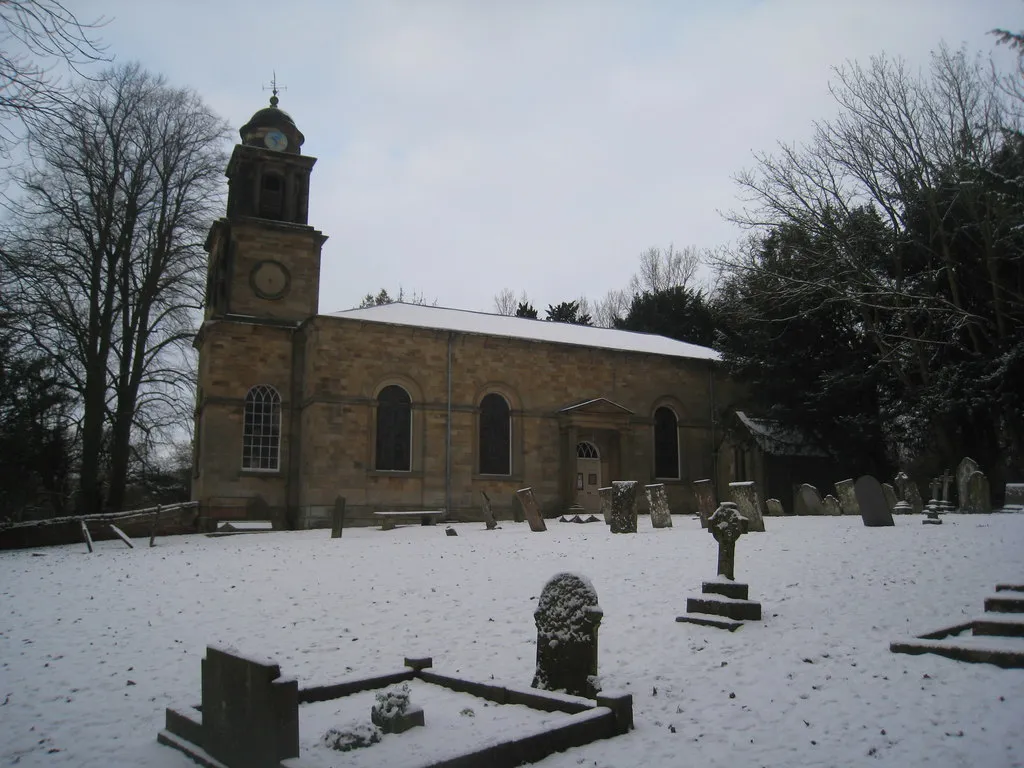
1;514;1022;768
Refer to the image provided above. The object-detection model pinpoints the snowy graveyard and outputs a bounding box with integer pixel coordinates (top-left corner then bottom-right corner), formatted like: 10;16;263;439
1;513;1023;767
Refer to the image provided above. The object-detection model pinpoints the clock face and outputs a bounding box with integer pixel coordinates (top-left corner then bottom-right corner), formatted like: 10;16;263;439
250;260;290;300
264;129;288;151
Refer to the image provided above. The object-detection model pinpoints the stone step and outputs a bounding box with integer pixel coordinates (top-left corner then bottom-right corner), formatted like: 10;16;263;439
686;595;761;621
984;595;1024;614
701;580;749;600
995;584;1024;593
890;636;1024;669
675;613;743;632
973;613;1024;638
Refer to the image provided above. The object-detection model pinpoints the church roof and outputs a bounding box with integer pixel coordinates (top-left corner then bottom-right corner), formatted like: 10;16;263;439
328;302;720;361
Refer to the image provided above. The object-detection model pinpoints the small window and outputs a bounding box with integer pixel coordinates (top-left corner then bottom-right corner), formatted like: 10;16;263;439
259;172;284;219
376;385;411;471
479;393;511;475
653;406;679;479
242;385;281;471
576;441;600;459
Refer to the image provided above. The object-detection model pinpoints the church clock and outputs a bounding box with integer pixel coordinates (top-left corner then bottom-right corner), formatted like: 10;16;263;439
250;260;290;300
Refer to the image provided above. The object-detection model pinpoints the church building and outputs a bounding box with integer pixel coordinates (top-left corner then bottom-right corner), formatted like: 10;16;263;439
192;98;737;527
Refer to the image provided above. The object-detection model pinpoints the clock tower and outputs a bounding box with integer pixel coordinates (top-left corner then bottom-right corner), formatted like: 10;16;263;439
192;92;327;527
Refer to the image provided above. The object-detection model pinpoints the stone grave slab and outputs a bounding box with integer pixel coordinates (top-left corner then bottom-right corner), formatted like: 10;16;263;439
610;481;638;534
834;478;859;516
728;481;765;532
964;471;991;514
956;457;979;511
516;487;547;532
853;475;894;527
692;479;717;529
645;484;672;528
598;487;613;525
532;573;602;698
795;484;823;516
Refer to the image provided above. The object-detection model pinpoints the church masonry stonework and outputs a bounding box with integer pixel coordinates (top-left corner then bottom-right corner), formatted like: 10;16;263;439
192;98;736;528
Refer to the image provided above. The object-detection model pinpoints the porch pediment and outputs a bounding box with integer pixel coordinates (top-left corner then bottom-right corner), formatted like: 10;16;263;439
557;398;634;428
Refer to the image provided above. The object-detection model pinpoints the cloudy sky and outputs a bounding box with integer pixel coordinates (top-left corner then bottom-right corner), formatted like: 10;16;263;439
87;0;1019;315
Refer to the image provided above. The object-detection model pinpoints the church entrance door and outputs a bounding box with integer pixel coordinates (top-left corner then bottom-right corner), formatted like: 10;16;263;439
575;441;601;513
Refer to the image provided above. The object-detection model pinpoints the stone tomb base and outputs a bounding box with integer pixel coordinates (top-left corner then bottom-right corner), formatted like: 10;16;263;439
676;578;763;632
158;649;632;768
890;584;1024;669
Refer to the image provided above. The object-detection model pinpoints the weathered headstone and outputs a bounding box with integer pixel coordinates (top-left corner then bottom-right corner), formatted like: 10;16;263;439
330;496;346;538
834;479;859;516
370;682;424;734
765;498;785;517
708;502;748;580
956;457;979;511
964;470;991;514
853;475;895;527
795;484;824;516
692;479;717;529
201;646;299;768
881;483;898;511
728;481;765;532
598;487;613;525
822;494;842;516
903;481;924;515
610;481;638;534
532;573;603;698
481;490;498;530
645;484;673;528
1006;483;1024;509
516;487;547;532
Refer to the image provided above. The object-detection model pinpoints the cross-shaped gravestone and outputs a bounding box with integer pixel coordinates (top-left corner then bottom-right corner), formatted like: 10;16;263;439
707;502;747;581
929;477;941;502
940;470;953;503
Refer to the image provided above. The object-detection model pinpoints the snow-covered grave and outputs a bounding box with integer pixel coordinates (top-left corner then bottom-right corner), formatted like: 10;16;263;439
1;514;1023;767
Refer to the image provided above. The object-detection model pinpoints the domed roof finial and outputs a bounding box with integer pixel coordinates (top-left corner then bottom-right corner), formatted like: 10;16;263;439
264;71;285;108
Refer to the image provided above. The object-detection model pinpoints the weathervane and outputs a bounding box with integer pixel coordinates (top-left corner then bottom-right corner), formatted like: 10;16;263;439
263;71;287;108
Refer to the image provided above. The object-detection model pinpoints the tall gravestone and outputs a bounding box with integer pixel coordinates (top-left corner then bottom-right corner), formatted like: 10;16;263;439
330;496;346;538
532;573;602;698
692;479;717;529
795;484;824;516
645;484;673;528
964;471;991;514
598;487;613;525
201;646;299;768
822;494;842;516
881;483;898;511
834;479;859;516
481;490;499;530
903;481;924;515
515;487;547;532
610;481;638;534
728;481;765;532
853;475;895;527
956;457;979;511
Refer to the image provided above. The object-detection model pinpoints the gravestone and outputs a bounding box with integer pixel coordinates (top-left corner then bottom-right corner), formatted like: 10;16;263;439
692;479;717;529
708;502;748;580
956;457;979;511
330;496;346;538
532;573;603;698
964;471;991;514
822;494;842;516
795;484;824;516
728;481;765;532
610;481;638;534
515;487;547;532
766;498;785;517
853;475;895;527
1006;483;1024;509
645;484;673;528
923;500;943;525
928;476;941;503
834;479;859;516
903;481;924;515
480;491;498;530
939;470;956;512
371;683;424;734
201;646;299;768
598;487;613;525
882;483;898;511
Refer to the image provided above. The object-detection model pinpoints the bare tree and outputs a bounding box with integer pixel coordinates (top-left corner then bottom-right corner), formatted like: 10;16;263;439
0;63;230;514
592;288;630;327
0;1;108;154
627;244;700;296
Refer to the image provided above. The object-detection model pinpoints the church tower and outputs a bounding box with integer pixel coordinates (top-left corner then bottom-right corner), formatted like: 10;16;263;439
192;92;327;526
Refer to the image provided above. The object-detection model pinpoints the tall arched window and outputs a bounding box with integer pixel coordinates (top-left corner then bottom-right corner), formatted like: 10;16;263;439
653;406;680;479
242;385;281;470
479;393;511;475
376;385;412;471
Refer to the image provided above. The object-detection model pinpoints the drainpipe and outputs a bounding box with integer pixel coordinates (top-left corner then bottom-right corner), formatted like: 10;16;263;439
445;332;453;519
709;362;717;492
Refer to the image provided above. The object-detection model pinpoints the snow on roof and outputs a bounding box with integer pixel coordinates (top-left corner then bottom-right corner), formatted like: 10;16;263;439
735;410;830;458
328;302;720;361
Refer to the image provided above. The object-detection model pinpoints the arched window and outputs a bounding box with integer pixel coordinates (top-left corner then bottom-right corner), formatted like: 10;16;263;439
376;385;412;471
242;385;281;470
259;172;284;219
653;406;679;479
479;393;511;475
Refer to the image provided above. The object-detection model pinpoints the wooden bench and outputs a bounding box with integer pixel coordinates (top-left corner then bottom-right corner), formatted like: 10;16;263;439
373;511;445;531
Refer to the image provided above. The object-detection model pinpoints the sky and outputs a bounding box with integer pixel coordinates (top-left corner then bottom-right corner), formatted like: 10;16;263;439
81;0;1021;315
